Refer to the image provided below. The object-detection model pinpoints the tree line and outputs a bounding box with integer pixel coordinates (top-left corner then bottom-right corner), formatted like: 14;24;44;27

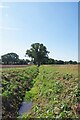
1;43;78;66
1;53;30;65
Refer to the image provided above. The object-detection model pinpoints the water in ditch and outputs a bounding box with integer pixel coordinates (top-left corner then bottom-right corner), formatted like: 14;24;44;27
18;101;32;116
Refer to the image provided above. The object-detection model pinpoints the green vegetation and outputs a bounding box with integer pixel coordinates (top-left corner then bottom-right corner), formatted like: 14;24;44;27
26;43;49;66
1;66;39;119
1;43;78;66
1;51;78;66
1;53;19;65
1;65;79;119
22;65;79;119
1;52;30;65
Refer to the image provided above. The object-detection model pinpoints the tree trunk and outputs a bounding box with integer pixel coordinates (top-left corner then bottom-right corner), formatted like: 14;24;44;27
37;62;40;67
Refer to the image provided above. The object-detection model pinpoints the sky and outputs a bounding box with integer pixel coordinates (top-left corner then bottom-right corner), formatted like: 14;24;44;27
0;2;78;61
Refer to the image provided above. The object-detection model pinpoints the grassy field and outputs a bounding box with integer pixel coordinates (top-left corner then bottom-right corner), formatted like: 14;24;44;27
1;65;79;119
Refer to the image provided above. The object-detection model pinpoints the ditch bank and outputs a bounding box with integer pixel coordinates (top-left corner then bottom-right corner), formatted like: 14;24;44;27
2;66;39;119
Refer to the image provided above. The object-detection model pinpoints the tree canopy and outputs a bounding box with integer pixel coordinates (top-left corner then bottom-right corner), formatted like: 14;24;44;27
1;53;30;65
1;43;78;65
1;53;19;65
26;43;49;66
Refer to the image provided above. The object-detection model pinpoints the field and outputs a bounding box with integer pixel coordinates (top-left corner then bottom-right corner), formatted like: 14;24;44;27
1;66;39;119
1;65;80;119
0;65;31;68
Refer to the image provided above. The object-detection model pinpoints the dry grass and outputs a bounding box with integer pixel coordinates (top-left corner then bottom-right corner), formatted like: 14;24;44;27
0;65;31;68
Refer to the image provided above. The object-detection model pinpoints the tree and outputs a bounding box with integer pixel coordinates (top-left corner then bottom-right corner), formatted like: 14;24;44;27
1;53;19;65
73;61;77;64
26;43;49;66
69;60;73;64
18;59;30;65
56;60;64;64
47;58;55;64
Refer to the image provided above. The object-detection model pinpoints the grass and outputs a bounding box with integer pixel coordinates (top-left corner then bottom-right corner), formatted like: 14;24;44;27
1;64;79;119
1;65;39;119
22;65;79;119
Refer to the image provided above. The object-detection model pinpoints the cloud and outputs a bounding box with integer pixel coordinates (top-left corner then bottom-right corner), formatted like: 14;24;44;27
0;26;20;31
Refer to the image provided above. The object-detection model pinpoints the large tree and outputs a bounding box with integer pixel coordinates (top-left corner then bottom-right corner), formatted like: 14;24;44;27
26;43;49;66
1;53;19;65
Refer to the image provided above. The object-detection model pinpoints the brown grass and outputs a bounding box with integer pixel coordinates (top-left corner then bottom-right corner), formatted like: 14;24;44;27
0;64;31;68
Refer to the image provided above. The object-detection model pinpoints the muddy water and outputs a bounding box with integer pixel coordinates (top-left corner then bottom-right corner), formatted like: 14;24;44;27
18;101;32;116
